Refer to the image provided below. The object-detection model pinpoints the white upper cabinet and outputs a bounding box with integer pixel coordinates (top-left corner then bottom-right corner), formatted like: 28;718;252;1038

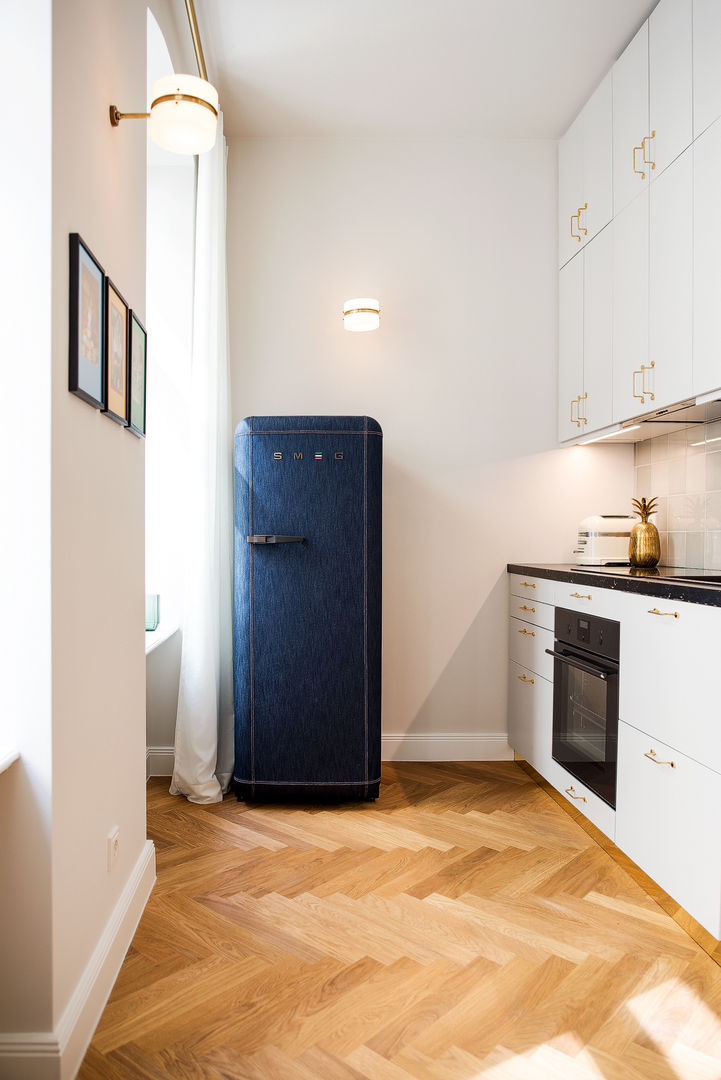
693;0;721;138
648;145;693;409
581;225;613;434
648;0;693;177
613;22;649;216
558;251;584;441
558;229;613;442
694;117;721;396
613;191;649;422
558;74;612;269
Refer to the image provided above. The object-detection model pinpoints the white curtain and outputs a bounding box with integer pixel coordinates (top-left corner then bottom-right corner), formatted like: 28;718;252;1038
170;112;234;803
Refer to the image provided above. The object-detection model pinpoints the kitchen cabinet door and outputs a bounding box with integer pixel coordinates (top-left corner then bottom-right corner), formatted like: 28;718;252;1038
616;721;721;939
558;74;613;270
613;22;650;216
648;146;693;411
558;251;584;442
613;191;649;422
582;225;613;434
693;117;721;397
693;0;721;138
581;73;613;248
648;0;693;178
507;662;553;773
558;114;585;269
618;592;721;775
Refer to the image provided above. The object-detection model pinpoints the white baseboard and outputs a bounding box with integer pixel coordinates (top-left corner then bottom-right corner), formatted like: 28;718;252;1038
146;745;175;778
145;736;511;778
0;840;156;1080
382;733;512;761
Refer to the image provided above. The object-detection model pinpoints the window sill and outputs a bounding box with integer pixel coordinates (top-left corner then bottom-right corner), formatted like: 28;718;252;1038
145;623;179;656
0;747;20;775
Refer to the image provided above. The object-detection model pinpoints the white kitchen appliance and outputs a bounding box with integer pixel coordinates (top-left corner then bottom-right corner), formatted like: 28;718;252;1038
573;514;634;565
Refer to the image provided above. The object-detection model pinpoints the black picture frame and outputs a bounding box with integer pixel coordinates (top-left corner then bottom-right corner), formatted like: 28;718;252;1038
69;234;105;409
104;278;130;426
127;312;147;438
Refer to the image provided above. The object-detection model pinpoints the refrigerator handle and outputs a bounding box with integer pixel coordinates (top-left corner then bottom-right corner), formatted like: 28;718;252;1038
247;535;306;544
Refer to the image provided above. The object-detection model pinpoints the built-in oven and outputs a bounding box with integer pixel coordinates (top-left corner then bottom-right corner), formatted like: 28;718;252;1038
546;607;620;809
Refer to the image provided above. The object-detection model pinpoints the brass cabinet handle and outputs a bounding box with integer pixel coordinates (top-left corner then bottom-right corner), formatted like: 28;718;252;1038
633;142;646;180
577;203;588;236
570;592;592;600
632;368;645;402
648;607;679;618
520;581;536;588
519;605;535;613
571;211;582;242
577;391;588;425
565;785;587;802
644;749;675;768
517;674;535;684
642;131;656;171
518;628;536;637
570;397;581;428
640;360;655;402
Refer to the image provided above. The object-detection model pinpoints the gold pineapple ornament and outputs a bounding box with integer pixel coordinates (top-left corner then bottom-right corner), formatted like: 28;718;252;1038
629;496;661;567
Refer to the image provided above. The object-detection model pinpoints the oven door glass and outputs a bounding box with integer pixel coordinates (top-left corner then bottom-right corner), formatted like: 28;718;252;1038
551;650;618;808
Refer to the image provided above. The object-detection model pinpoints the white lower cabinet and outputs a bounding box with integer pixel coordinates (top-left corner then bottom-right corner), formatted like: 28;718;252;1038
508;661;553;772
508;618;554;681
616;720;721;939
541;757;616;841
618;591;721;774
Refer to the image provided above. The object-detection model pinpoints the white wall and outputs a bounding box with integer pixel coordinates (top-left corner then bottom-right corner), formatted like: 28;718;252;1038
1;0;158;1074
0;0;54;1036
227;137;634;753
50;0;150;1029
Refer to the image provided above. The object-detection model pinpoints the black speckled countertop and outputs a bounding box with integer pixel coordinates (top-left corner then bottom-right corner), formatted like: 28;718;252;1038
507;563;721;608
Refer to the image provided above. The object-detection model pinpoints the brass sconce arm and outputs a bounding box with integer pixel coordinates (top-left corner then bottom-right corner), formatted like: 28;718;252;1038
109;106;150;126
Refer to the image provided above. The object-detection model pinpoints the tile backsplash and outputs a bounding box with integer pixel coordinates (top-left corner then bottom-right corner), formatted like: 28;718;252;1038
634;419;721;568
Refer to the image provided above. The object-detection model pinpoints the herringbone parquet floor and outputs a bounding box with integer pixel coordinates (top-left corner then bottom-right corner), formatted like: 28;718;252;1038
79;762;721;1079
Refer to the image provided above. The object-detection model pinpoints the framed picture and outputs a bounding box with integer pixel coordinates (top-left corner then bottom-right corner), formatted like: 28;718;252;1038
104;279;129;425
128;312;147;438
69;234;105;408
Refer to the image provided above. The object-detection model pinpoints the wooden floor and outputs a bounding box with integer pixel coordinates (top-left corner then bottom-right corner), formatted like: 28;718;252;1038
80;763;721;1079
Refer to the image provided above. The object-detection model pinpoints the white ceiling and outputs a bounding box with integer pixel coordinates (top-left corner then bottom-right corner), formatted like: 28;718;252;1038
190;0;657;140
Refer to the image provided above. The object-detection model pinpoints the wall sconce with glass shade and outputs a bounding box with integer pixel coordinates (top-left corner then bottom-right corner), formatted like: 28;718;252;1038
109;0;218;155
343;298;380;332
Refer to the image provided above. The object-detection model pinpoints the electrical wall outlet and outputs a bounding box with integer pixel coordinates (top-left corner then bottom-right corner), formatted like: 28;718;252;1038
107;826;120;872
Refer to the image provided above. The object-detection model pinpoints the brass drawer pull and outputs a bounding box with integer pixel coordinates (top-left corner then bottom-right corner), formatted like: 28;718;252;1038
577;391;588;425
648;608;679;619
642;131;656;171
577;203;588;237
644;749;675;768
565;786;587;802
570;397;580;428
518;628;536;637
520;581;536;589
519;605;535;613
633;142;646;180
571;211;582;242
570;592;592;600
517;674;535;684
640;360;655;402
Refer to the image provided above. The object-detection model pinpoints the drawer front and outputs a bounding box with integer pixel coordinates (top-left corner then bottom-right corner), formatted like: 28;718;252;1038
618;591;721;773
509;573;555;606
616;720;721;938
509;618;554;680
553;580;617;617
509;596;554;631
540;756;616;842
508;661;553;772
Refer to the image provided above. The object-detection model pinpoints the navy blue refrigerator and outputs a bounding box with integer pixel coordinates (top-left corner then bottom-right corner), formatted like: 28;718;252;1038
233;416;382;801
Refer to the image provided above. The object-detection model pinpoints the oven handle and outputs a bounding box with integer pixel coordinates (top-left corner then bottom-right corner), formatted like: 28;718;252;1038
544;648;615;681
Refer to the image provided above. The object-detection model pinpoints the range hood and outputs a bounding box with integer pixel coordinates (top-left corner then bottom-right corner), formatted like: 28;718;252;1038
576;391;721;445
